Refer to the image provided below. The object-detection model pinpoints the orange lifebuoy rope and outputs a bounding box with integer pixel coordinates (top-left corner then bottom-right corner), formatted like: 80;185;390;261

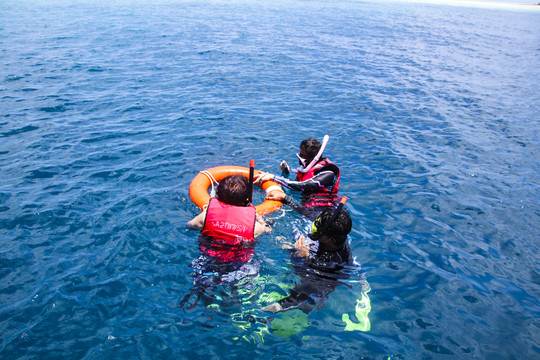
189;166;283;215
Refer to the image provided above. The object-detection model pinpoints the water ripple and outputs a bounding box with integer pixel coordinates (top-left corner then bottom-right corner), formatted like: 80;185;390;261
0;0;539;359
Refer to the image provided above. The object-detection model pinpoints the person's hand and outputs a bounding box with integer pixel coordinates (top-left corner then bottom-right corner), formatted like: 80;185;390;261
294;235;310;257
265;190;285;202
280;160;290;174
254;173;274;186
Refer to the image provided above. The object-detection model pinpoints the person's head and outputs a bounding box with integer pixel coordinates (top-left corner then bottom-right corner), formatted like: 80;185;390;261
216;175;250;207
297;138;322;166
310;207;352;250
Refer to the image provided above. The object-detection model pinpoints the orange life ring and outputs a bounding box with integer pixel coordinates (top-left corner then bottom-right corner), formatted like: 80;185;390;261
189;166;283;215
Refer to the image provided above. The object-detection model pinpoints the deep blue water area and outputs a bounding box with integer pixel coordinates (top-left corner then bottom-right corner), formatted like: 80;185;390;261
1;0;539;359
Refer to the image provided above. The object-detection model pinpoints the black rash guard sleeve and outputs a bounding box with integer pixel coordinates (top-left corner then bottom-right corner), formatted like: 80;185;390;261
281;195;320;220
282;195;308;216
273;170;336;192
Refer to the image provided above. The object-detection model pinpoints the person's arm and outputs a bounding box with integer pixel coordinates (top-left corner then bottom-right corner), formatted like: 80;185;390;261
272;170;336;192
265;189;319;218
186;208;207;230
283;194;321;218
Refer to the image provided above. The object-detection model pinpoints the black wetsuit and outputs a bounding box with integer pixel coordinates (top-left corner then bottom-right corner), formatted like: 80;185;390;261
273;164;351;313
274;164;339;220
273;170;336;193
274;170;337;220
277;240;353;314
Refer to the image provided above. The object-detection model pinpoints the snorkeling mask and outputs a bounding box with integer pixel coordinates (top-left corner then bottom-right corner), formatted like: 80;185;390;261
310;216;323;239
296;153;307;167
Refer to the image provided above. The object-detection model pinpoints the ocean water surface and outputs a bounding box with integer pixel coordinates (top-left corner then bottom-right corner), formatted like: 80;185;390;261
1;0;539;358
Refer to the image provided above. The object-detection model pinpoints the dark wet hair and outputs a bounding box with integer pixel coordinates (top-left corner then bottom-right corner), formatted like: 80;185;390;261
315;207;352;247
217;175;250;207
299;138;322;162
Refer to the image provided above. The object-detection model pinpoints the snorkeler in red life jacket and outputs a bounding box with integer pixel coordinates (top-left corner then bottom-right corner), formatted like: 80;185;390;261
200;197;257;262
255;135;341;219
187;175;270;263
181;175;270;310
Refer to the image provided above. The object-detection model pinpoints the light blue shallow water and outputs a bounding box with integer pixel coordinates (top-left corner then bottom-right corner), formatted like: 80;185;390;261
1;0;539;358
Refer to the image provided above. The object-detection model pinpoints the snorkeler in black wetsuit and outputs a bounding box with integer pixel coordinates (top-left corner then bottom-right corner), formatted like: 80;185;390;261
262;199;354;314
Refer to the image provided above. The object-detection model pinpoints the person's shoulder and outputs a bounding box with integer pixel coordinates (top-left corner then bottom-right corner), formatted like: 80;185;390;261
340;247;353;266
321;159;339;173
319;245;352;265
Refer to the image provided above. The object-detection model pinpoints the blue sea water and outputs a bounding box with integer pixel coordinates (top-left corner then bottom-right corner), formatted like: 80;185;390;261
1;0;539;358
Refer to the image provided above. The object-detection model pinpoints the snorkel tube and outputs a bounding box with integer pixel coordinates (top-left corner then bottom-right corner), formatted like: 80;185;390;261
248;160;255;204
297;135;330;174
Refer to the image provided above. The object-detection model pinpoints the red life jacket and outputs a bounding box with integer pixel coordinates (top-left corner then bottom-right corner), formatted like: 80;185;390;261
201;198;257;262
297;158;341;208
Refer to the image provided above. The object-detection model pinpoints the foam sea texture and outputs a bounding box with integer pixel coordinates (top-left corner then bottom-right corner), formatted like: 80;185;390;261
383;0;540;10
1;0;539;359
